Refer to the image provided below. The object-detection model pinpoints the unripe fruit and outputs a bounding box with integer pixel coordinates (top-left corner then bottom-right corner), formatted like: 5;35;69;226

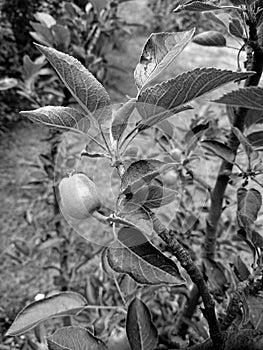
59;173;101;220
163;170;178;186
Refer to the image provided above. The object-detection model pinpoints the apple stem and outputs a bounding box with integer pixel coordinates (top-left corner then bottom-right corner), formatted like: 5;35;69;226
92;211;109;224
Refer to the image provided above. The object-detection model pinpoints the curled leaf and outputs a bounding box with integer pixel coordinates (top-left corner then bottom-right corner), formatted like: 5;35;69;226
134;30;195;90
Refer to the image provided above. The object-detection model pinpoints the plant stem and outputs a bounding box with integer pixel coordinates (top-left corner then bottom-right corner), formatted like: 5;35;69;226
151;214;223;349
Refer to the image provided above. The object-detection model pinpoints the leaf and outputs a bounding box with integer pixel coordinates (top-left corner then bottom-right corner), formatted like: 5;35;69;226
247;131;263;150
131;185;178;209
174;1;222;12
231;127;256;160
51;24;71;50
89;0;108;14
137;68;253;128
203;259;229;294
213;86;263;110
117;203;154;237
6;292;87;336
192;31;226;47
233;255;250;281
30;31;52;46
34;12;56;28
0;77;18;91
20;106;90;133
120;159;173;194
107;227;186;285
229;18;244;38
237;187;262;232
245;109;263;128
30;22;54;45
118;275;138;299
136;105;192;131
47;326;108;350
23;55;45;80
64;2;82;17
203;12;228;29
237;228;257;256
134;29;195;90
121;159;163;193
185;122;210;153
200;140;235;162
126;298;158;350
156;120;175;140
111;99;136;142
252;231;263;249
246;293;263;332
35;44;112;124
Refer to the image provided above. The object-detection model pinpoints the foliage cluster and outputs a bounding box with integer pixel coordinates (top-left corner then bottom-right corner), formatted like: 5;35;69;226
0;0;131;130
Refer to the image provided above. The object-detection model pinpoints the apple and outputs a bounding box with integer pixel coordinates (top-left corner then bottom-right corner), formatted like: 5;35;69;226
59;173;101;220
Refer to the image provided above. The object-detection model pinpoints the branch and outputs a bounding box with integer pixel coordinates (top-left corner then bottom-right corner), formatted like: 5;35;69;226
151;213;223;349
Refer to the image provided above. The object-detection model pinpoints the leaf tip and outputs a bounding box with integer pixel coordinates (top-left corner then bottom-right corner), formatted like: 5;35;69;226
33;42;42;48
173;4;183;12
34;42;48;53
5;325;16;337
19;111;33;120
